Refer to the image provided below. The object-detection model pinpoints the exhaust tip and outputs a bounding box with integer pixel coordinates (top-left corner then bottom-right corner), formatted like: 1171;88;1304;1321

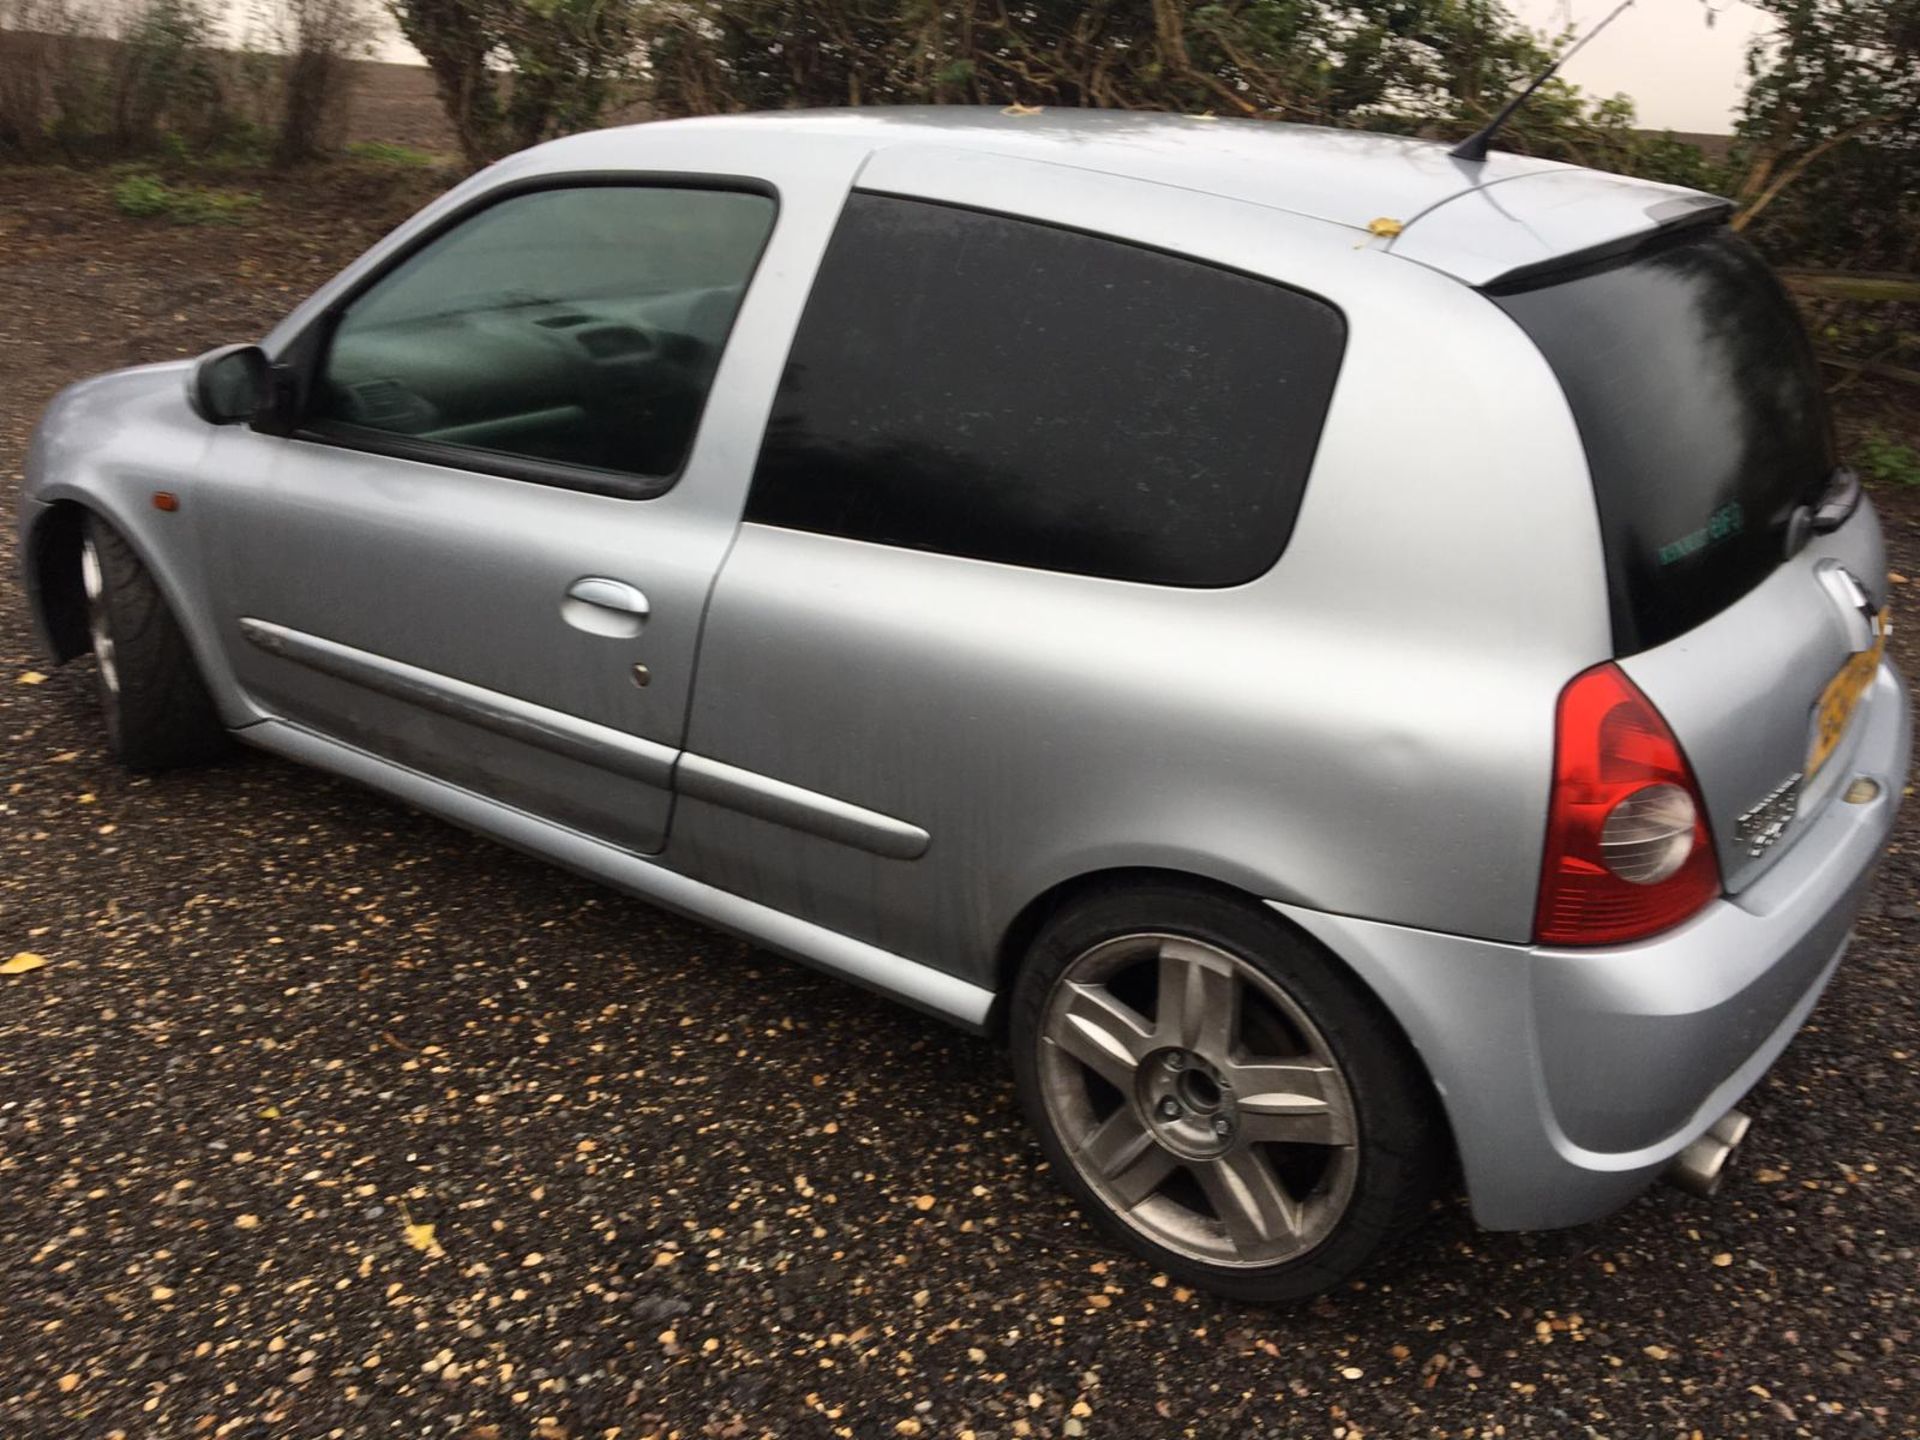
1708;1108;1751;1150
1664;1106;1749;1198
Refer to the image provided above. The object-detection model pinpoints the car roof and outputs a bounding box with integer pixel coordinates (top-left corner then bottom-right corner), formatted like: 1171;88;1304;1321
552;107;1726;287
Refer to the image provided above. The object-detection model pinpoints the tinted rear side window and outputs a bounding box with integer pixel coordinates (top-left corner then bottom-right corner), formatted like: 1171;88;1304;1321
1495;227;1833;653
746;194;1346;587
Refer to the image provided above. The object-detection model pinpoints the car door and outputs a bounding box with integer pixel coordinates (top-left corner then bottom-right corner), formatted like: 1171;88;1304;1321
202;179;780;854
672;167;1349;981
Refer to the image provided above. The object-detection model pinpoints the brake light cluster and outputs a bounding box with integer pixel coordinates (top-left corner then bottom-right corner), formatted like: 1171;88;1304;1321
1536;663;1721;945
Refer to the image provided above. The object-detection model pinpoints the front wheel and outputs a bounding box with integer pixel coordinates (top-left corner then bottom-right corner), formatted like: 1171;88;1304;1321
1009;884;1444;1303
80;515;230;772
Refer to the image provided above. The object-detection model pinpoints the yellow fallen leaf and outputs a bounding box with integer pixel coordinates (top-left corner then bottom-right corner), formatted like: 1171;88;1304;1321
57;1373;79;1393
912;1194;936;1211
1368;216;1405;238
401;1209;443;1257
17;671;47;685
1;952;47;975
1001;102;1044;117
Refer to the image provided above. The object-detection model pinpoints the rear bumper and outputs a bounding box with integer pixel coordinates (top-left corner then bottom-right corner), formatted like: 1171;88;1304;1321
1273;661;1910;1231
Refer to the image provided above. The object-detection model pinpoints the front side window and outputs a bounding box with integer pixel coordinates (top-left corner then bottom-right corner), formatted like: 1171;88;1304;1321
310;184;776;487
746;194;1346;587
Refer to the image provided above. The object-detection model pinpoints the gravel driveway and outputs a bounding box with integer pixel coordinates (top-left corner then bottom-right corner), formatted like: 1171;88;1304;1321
3;168;1916;1439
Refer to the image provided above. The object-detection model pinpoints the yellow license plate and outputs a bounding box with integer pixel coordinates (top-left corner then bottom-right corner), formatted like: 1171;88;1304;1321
1808;613;1888;779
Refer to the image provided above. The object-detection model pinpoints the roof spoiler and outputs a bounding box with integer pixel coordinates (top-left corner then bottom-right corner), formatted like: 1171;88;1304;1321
1476;193;1736;294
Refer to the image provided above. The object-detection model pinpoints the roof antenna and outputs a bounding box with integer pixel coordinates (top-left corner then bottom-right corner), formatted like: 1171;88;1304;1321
1450;0;1638;163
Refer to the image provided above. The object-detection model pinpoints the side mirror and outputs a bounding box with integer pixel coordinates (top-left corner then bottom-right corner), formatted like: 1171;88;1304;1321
187;343;272;425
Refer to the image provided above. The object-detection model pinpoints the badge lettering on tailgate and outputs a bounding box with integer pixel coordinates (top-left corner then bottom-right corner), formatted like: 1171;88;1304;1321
1735;773;1803;858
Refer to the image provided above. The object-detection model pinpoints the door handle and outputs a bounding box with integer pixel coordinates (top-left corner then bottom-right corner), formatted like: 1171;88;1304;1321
567;577;649;615
562;577;650;638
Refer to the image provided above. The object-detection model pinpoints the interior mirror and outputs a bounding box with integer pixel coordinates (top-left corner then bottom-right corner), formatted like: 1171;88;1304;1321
188;343;272;425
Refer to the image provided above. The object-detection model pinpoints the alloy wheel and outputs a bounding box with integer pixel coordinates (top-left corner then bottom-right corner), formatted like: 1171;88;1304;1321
80;533;119;696
1037;932;1359;1268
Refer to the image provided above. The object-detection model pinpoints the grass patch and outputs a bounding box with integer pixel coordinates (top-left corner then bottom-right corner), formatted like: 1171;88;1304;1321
112;173;263;225
1857;428;1920;489
345;140;439;169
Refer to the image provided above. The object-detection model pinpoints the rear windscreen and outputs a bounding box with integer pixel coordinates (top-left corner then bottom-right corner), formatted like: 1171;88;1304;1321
1495;226;1833;654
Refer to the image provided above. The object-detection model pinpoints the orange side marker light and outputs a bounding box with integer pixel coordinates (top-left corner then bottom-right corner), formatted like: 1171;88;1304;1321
152;491;179;512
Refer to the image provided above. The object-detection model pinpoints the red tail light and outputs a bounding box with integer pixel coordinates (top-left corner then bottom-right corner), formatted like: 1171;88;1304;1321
1536;663;1721;945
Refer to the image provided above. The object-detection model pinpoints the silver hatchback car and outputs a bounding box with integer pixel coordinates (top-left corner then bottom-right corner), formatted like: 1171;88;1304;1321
19;110;1911;1301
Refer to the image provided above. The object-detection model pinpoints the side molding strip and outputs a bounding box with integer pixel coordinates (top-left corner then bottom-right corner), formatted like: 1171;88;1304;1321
241;617;931;862
238;617;676;789
676;753;931;860
241;718;995;1029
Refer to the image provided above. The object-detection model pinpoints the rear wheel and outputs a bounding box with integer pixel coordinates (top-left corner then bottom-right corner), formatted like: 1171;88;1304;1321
1009;883;1443;1302
80;516;229;772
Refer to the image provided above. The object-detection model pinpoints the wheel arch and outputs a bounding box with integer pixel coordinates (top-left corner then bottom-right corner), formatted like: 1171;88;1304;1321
22;497;92;664
988;864;1459;1168
22;492;252;729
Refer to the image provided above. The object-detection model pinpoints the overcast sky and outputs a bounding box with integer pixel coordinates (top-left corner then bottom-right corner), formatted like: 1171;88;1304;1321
1513;0;1771;133
232;0;1772;135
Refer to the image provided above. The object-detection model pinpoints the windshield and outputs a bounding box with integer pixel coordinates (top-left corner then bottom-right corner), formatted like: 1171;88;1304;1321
1495;225;1833;654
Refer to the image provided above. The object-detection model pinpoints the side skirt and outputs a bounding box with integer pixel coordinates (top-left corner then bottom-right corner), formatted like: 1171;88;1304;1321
238;717;996;1031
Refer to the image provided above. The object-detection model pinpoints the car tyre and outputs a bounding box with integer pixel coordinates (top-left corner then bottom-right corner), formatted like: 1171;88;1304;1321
1009;882;1445;1303
80;515;230;772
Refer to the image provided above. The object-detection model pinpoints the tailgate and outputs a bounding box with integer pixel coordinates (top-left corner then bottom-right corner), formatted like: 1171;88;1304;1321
1490;221;1894;893
1619;508;1890;893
